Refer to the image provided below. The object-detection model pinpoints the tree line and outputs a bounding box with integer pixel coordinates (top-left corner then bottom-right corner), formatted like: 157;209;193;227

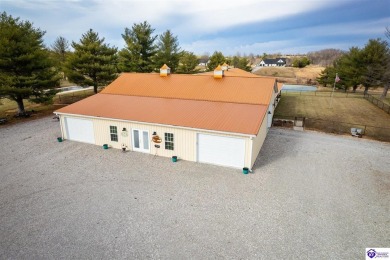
317;32;390;99
0;12;255;114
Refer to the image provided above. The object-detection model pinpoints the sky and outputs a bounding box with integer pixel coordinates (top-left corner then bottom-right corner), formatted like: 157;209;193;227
1;0;389;56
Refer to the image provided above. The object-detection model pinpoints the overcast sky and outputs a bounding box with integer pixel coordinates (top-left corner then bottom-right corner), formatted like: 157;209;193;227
1;0;389;55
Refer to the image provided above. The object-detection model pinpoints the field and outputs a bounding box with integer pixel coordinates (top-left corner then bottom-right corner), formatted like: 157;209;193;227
253;65;325;84
274;93;390;141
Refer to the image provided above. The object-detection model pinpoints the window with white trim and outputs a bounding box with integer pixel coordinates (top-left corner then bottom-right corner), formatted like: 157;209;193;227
110;126;118;142
164;133;174;150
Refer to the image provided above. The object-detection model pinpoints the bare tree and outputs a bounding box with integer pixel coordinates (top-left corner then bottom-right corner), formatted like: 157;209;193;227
51;36;70;63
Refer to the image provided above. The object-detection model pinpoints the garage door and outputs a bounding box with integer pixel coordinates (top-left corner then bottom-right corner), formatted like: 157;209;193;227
197;134;245;168
65;117;95;144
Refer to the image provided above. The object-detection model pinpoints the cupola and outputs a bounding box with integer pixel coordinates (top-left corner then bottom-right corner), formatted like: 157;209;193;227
213;65;224;79
221;63;229;71
160;64;170;77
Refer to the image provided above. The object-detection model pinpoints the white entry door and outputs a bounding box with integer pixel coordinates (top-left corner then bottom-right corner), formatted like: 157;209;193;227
132;129;150;153
197;133;246;168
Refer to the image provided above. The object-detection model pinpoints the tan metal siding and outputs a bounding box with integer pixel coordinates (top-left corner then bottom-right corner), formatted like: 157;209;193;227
90;118;197;161
250;116;268;168
59;115;253;166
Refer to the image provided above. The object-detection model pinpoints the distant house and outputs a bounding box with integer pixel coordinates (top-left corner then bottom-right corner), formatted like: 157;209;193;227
258;58;287;67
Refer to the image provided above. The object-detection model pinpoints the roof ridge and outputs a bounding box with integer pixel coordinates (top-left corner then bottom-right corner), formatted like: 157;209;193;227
119;72;275;80
98;92;270;106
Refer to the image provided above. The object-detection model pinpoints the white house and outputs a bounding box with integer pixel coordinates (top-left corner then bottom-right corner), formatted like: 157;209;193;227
258;58;287;67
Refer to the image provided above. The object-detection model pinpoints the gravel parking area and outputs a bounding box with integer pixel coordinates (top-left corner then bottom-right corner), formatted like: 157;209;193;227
0;117;389;259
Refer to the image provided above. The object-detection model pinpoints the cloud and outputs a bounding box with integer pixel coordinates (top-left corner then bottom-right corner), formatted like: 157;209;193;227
3;0;384;54
3;0;332;41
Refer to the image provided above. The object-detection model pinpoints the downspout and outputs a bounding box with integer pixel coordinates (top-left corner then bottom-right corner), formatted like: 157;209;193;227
55;113;65;139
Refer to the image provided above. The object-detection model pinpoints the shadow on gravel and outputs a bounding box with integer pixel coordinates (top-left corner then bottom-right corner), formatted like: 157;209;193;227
252;128;296;171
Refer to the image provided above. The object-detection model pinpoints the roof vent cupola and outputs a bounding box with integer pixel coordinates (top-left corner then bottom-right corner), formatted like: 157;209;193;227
213;65;224;79
221;63;229;71
160;64;171;77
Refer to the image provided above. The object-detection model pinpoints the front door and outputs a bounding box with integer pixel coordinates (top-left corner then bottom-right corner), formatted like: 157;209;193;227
132;129;150;153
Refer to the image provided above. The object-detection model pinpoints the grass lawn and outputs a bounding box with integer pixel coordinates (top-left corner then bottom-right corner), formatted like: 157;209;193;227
275;95;390;127
274;94;390;141
0;88;98;124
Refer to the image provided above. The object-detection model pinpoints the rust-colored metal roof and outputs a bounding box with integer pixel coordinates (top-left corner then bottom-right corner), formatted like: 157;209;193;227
56;94;267;135
101;72;275;105
199;67;273;79
277;82;283;91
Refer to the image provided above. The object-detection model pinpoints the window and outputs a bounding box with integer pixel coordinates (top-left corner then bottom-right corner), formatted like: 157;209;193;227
110;126;118;142
164;133;174;150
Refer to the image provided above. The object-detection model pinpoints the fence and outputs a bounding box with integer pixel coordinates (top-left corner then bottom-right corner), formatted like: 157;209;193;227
364;93;390;114
280;90;365;98
56;89;95;104
273;116;390;142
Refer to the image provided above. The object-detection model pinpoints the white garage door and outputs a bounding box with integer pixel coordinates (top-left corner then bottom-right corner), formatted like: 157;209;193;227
65;117;95;144
197;134;246;168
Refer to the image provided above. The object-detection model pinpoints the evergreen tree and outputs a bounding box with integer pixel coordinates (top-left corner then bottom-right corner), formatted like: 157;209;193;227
292;57;310;68
232;56;240;68
207;51;225;71
237;57;251;71
177;51;198;74
360;39;389;94
119;21;157;72
317;66;337;88
154;30;181;72
381;27;390;98
336;47;363;92
65;29;118;93
0;12;60;114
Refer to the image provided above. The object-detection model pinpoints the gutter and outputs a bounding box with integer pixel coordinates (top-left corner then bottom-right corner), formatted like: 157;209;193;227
54;112;257;139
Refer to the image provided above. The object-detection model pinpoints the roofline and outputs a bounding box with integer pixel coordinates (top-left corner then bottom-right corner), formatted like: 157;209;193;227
119;71;276;80
97;92;272;106
54;112;258;138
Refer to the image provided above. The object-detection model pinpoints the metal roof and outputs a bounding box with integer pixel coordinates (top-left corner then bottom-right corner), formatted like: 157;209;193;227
56;69;275;135
56;94;267;135
101;72;275;105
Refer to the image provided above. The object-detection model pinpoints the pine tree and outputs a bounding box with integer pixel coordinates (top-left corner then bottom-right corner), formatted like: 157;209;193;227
154;30;181;72
177;51;199;74
119;21;157;72
237;57;251;71
0;12;60;114
360;39;389;94
65;29;118;93
207;51;225;71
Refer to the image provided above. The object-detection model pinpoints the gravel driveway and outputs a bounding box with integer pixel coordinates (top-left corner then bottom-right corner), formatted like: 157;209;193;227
0;117;389;259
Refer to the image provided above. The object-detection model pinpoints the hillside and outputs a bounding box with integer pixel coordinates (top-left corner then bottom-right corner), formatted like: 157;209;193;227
252;65;325;84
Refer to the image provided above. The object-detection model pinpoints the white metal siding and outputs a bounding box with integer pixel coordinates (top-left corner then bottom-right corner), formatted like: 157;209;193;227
65;117;95;144
197;133;245;168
